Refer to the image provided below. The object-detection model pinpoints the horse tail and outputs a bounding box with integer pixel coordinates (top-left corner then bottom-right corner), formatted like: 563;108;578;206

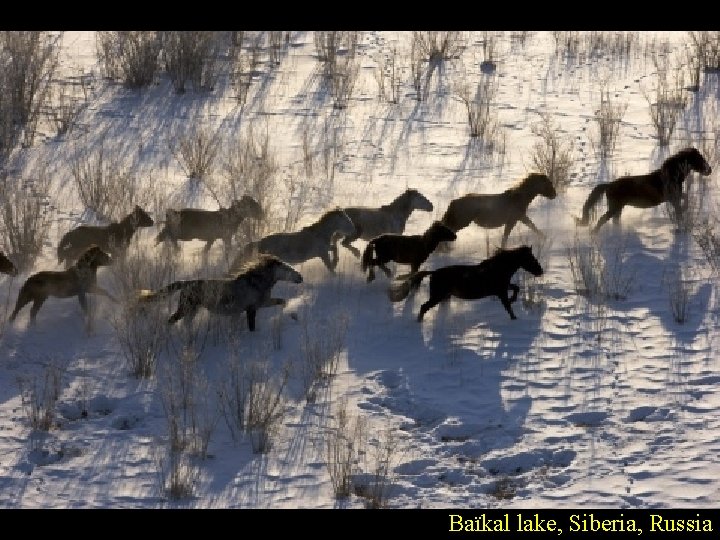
577;184;609;226
361;240;375;273
137;281;191;303
387;270;433;302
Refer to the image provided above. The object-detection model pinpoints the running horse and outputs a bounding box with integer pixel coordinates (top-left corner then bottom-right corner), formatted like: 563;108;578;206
440;173;557;248
229;208;355;274
338;188;434;257
576;147;712;233
388;245;543;321
137;254;303;331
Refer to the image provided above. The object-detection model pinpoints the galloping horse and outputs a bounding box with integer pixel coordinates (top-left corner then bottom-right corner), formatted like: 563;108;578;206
10;245;115;328
229;208;355;274
137;254;303;331
156;195;264;252
440;173;557;248
388;245;543;321
57;205;154;267
361;221;457;282
576;147;712;233
339;189;434;257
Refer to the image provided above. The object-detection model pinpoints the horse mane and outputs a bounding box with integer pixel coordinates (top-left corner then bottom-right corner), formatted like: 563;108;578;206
506;173;549;195
230;253;282;278
301;208;346;232
381;189;416;211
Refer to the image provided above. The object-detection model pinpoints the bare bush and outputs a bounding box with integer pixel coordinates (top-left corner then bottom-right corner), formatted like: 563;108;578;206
329;56;359;110
644;55;688;147
412;31;465;62
298;310;350;403
567;233;636;301
160;31;224;93
154;446;199;500
455;75;499;141
158;346;219;458
694;219;720;275
95;31;161;88
0;167;53;273
46;83;83;137
665;268;692;324
70;139;149;222
591;90;627;159
325;399;366;499
355;427;402;509
688;31;720;73
530;113;574;194
267;31;285;66
211;125;277;241
409;38;427;101
17;359;65;432
245;361;289;454
314;31;358;71
0;31;60;148
171;125;221;182
374;46;404;104
109;243;175;378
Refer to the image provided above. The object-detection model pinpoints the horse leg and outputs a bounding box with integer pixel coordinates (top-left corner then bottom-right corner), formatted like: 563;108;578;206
168;303;196;324
204;238;215;253
508;283;519;303
417;279;449;322
520;216;544;238
593;200;623;233
246;307;257;331
367;263;376;282
378;261;393;278
498;291;517;320
28;297;48;325
341;229;362;258
501;221;518;249
77;292;92;332
9;289;34;322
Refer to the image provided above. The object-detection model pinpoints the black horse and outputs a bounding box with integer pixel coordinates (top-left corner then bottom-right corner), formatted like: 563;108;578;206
576;147;712;233
388;245;543;321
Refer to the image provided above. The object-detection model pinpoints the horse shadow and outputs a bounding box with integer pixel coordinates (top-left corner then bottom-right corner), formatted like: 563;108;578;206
594;226;711;345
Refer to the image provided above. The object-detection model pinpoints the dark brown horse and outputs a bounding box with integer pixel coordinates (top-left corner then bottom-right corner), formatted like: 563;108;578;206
441;173;557;248
361;221;457;282
10;245;115;328
339;188;434;257
388;245;543;321
137;254;302;331
155;195;264;252
0;251;18;276
57;205;154;267
576;147;712;233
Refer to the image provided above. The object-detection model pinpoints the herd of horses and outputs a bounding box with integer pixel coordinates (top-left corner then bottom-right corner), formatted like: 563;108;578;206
0;147;713;333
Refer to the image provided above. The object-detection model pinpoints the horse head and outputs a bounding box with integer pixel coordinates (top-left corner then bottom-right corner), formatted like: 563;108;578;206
527;173;557;199
132;205;155;228
271;257;303;284
406;189;434;212
681;147;712;176
518;245;543;277
78;245;113;269
234;195;265;220
426;221;457;242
